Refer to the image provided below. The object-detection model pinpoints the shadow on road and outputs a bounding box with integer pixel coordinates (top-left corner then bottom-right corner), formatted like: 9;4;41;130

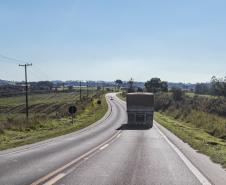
116;124;150;130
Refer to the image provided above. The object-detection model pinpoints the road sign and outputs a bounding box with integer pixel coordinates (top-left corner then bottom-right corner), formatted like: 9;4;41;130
68;106;77;124
69;106;77;114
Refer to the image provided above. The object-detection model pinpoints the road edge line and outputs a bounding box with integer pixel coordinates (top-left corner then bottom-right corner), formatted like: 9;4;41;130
154;124;212;185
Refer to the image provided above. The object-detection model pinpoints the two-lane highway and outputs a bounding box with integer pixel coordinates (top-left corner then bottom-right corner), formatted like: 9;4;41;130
0;93;125;185
56;125;203;185
53;98;204;185
0;93;226;185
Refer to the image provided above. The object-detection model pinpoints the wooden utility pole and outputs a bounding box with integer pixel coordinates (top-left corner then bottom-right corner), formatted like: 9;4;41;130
80;81;82;101
86;81;89;97
19;63;32;121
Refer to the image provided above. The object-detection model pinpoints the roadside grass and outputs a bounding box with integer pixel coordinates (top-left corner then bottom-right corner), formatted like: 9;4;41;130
155;92;226;138
0;95;108;150
163;109;226;139
116;92;126;101
155;112;226;168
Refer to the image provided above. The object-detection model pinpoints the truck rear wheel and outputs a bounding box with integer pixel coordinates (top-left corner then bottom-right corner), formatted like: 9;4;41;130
146;124;153;129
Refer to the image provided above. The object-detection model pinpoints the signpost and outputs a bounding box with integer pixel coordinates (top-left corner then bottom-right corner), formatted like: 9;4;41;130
68;106;77;124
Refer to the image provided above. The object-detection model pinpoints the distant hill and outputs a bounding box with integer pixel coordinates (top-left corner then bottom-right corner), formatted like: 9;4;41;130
168;82;196;90
0;79;196;90
0;79;15;85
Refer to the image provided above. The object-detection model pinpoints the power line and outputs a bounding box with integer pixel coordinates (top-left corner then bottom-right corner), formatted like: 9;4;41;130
32;65;52;80
0;59;14;63
0;54;27;63
80;81;82;101
29;68;48;81
86;81;89;97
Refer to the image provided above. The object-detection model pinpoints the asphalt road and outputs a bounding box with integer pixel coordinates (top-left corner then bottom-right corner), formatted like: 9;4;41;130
0;93;226;185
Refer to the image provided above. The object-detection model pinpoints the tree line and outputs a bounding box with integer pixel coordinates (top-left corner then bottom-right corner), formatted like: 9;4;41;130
115;78;168;93
195;76;226;97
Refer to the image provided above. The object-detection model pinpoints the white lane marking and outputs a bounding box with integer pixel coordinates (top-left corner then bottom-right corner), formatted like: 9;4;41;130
117;133;121;138
99;144;109;150
43;173;65;185
154;124;212;185
31;131;121;185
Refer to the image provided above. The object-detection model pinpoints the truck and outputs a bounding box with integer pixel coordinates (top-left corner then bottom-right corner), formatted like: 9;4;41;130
126;92;154;128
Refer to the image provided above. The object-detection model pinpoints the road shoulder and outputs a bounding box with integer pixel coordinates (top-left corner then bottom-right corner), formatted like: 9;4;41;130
155;121;226;185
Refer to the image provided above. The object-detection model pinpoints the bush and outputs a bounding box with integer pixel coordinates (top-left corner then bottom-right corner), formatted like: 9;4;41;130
137;87;143;92
171;88;184;101
0;128;4;134
154;92;172;111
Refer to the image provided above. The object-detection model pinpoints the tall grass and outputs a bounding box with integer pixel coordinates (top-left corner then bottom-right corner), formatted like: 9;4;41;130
155;92;226;139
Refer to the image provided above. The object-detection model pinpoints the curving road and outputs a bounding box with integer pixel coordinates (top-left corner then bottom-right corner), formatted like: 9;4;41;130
0;93;226;185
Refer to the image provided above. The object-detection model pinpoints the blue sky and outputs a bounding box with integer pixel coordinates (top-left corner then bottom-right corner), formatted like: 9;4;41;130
0;0;226;83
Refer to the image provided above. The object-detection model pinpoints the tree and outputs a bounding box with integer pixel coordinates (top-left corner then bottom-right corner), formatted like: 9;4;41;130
161;81;168;92
172;88;184;101
211;76;226;97
68;86;73;90
115;79;123;90
137;87;143;92
145;78;168;92
195;83;210;95
36;81;53;90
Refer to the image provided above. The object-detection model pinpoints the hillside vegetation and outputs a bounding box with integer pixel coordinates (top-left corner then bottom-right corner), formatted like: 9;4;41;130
155;92;226;139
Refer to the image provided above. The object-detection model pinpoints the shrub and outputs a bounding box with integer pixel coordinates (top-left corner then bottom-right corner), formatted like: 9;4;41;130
171;88;184;101
0;128;4;134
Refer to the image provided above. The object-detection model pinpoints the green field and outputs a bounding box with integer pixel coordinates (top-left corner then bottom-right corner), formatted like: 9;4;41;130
186;92;217;99
0;91;108;150
0;91;98;121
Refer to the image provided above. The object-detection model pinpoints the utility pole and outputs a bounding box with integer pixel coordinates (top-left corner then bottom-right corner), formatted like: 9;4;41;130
96;81;99;96
19;63;32;121
79;81;82;101
86;81;89;97
102;82;104;92
92;84;93;97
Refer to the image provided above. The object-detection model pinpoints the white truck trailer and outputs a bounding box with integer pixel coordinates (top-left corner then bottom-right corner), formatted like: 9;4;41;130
126;92;154;128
